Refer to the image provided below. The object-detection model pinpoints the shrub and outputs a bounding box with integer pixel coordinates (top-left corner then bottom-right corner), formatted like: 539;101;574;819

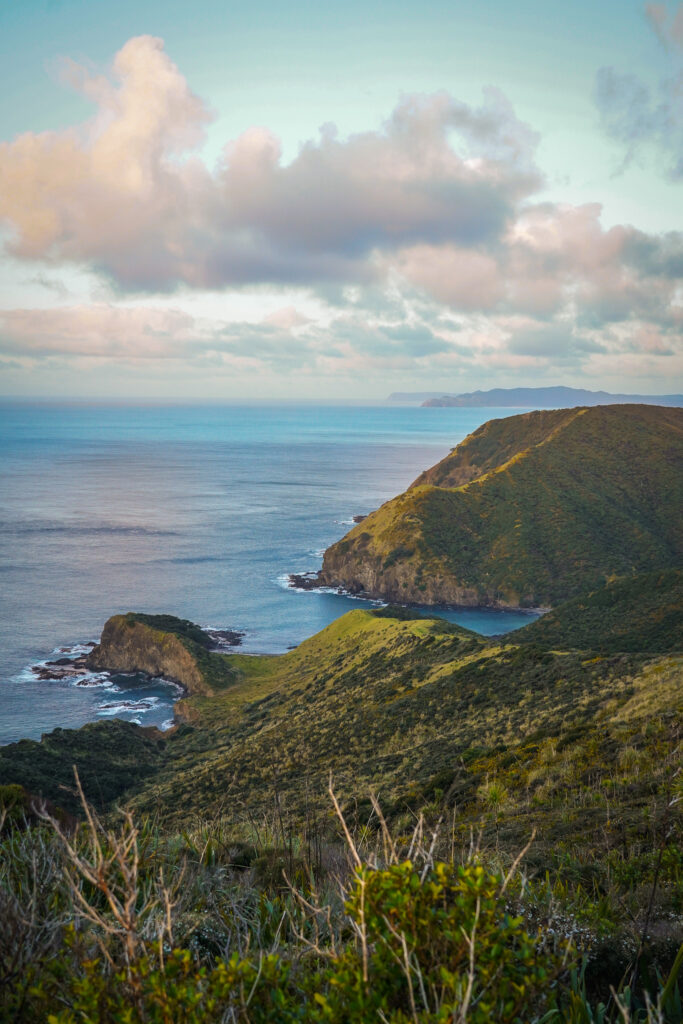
314;860;567;1022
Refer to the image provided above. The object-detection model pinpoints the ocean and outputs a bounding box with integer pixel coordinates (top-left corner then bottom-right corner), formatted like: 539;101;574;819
0;402;539;745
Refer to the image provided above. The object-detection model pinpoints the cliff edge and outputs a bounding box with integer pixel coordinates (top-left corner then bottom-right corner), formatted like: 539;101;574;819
87;613;236;696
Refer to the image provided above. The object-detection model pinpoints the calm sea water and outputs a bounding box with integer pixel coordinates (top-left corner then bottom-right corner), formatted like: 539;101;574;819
0;402;538;744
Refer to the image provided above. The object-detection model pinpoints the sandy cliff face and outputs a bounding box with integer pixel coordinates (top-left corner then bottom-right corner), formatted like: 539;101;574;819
87;616;214;696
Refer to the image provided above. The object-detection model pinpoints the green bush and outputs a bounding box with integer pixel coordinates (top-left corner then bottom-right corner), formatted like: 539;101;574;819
314;860;567;1022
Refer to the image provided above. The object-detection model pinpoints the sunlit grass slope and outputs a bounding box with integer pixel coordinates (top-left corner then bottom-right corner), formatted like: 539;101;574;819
1;600;681;874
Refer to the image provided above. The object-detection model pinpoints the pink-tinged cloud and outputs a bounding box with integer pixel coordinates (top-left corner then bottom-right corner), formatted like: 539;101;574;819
0;33;681;383
0;36;541;290
646;2;683;49
0;305;198;358
394;203;682;329
2;301;681;388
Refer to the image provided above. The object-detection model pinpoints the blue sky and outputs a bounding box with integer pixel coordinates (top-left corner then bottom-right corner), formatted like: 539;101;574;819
0;0;681;398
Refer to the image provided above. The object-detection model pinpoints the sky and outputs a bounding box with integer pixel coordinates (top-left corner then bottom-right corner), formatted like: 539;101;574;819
0;0;681;400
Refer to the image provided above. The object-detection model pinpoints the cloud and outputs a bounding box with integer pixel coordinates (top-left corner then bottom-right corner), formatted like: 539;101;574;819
0;37;541;291
595;66;683;178
0;305;198;358
392;203;683;330
595;5;683;179
3;299;680;391
645;2;683;49
506;321;605;359
1;35;681;391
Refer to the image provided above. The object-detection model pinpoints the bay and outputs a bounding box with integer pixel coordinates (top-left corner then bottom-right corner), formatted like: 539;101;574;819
0;402;539;744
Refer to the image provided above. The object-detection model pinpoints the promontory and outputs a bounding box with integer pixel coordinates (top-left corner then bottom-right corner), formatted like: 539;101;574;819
318;404;683;608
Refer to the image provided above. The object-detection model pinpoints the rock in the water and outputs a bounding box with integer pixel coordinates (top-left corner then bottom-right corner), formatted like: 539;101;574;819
288;572;322;591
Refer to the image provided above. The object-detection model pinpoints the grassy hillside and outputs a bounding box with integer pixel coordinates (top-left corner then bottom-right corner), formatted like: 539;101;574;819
517;569;683;653
319;404;683;608
2;599;681;1021
4;605;680;871
127;609;682;860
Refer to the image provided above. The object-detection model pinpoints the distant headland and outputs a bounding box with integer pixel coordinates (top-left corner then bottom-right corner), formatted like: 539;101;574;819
387;385;683;407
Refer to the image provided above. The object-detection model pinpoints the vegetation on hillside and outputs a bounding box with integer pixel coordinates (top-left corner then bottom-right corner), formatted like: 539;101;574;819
517;570;683;654
1;482;682;1019
319;405;683;608
88;612;238;694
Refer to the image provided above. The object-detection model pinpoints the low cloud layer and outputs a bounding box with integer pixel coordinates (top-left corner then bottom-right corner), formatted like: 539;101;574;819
2;296;680;392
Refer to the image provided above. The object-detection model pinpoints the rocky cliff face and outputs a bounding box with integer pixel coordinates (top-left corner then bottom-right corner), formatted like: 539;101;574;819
87;615;214;696
319;544;523;608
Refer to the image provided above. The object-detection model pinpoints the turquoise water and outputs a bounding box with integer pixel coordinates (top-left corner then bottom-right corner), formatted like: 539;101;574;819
0;402;538;743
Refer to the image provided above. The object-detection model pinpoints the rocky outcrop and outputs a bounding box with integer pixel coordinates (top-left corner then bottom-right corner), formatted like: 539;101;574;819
87;615;215;696
318;549;524;608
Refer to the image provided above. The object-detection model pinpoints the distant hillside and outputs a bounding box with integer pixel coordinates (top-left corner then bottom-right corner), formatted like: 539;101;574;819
516;569;683;654
421;386;683;407
319;405;683;608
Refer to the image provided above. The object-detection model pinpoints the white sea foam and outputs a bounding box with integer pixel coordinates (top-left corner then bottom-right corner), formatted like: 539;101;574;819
47;641;97;659
160;718;176;731
275;572;320;593
73;674;117;690
96;696;161;717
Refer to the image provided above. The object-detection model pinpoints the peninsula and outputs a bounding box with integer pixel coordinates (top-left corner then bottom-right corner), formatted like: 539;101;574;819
410;386;683;407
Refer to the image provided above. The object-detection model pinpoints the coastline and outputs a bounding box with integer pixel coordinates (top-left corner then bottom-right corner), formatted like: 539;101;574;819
286;572;550;616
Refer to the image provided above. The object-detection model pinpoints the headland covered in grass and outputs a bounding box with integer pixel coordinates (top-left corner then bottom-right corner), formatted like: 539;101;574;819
0;403;681;1021
318;404;683;609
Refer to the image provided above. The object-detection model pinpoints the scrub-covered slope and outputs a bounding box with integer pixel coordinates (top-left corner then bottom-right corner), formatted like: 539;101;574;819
320;404;683;608
516;568;683;653
2;600;680;866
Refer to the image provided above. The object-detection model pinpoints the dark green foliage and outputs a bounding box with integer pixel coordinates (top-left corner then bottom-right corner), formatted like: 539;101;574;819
314;860;565;1022
517;569;683;653
32;941;301;1024
371;604;433;621
0;719;165;814
125;612;214;649
127;612;238;691
322;404;683;607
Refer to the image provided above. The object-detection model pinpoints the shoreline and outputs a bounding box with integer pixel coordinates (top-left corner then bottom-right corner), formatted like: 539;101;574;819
7;589;547;748
286;572;550;616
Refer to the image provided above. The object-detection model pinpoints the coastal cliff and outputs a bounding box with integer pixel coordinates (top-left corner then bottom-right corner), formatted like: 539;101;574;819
319;404;683;608
88;613;236;696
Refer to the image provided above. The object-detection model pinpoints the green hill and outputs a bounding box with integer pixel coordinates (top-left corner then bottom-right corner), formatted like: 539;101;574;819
3;604;680;869
2;599;681;1020
319;404;683;608
517;569;683;654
